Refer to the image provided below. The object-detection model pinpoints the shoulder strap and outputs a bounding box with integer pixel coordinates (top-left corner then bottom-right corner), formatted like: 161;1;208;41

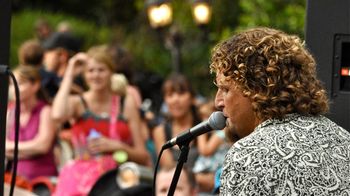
119;96;125;116
79;95;89;110
164;122;172;141
109;95;120;140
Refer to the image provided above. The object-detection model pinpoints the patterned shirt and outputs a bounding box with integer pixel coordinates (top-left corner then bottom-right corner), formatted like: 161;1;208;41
220;113;350;195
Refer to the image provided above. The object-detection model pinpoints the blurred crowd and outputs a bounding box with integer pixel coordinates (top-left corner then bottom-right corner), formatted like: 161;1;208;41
4;18;233;196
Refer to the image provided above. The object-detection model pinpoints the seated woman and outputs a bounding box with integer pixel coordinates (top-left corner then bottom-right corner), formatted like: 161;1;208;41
52;48;150;195
153;73;201;170
193;100;230;193
6;65;57;180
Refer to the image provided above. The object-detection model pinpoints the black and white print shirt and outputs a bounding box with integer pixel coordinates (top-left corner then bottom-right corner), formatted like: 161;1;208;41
220;114;350;195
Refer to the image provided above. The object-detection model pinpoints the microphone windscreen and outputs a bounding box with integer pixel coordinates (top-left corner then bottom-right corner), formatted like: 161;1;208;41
208;111;226;130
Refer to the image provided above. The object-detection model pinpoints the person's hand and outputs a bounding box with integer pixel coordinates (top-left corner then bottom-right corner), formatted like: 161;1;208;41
87;136;123;154
67;52;88;77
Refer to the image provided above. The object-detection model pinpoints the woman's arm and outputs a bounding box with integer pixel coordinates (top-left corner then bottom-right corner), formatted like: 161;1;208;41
152;125;176;169
51;53;86;123
121;93;151;165
6;106;57;159
89;93;151;166
197;132;224;156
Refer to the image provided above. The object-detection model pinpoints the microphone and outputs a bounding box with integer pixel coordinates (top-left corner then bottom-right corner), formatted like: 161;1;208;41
162;111;226;149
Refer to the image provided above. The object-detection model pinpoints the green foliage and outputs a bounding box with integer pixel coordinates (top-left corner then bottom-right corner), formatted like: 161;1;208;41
10;9;112;67
115;0;221;95
237;0;306;36
10;0;307;97
123;26;173;75
210;0;240;40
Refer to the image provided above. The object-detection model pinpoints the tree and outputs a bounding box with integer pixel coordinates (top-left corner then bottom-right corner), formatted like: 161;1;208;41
10;0;306;97
238;0;306;37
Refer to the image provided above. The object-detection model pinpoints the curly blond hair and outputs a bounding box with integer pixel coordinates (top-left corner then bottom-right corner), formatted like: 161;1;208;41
210;27;329;120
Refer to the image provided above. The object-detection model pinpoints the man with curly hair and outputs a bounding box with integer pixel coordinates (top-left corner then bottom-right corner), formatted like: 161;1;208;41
211;27;350;195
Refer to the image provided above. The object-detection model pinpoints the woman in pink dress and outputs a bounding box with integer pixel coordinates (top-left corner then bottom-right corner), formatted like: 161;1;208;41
52;48;150;195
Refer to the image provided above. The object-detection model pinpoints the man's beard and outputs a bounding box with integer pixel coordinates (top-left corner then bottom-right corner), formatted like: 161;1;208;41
224;121;240;143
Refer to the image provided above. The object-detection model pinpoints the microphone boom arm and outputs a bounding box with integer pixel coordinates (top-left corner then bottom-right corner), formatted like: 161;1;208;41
162;111;226;196
162;111;226;149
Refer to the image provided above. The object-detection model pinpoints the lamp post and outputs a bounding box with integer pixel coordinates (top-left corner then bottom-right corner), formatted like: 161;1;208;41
146;0;212;73
164;26;183;73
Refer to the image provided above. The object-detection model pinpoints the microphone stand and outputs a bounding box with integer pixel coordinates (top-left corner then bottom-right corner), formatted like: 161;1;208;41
167;141;190;196
0;0;12;194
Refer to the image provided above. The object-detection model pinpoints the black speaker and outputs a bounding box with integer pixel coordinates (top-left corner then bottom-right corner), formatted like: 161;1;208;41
305;0;350;131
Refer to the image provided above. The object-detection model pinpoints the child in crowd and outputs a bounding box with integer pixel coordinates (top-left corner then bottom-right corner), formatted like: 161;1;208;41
156;166;197;196
193;100;230;194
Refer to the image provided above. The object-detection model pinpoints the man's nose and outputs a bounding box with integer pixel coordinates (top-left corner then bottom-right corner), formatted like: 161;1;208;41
215;91;224;111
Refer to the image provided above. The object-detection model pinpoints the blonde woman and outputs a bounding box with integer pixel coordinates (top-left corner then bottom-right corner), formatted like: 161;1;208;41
52;48;150;195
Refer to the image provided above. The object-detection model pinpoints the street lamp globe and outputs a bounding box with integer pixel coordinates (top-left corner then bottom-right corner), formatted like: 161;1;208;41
147;1;173;29
192;1;212;25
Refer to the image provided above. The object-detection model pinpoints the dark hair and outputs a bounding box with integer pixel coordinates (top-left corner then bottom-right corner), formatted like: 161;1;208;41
13;65;50;103
162;73;195;97
210;27;329;120
162;73;201;124
107;43;136;84
42;32;81;54
18;39;44;66
157;165;196;190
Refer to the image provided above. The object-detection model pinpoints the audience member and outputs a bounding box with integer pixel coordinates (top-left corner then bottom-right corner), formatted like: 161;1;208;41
42;31;85;96
52;48;150;195
6;65;57;180
17;39;61;101
156;166;197;196
18;39;44;67
193;100;230;194
42;31;80;76
34;18;53;44
103;43;159;165
153;73;201;170
94;44;143;112
210;27;350;195
56;21;72;33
